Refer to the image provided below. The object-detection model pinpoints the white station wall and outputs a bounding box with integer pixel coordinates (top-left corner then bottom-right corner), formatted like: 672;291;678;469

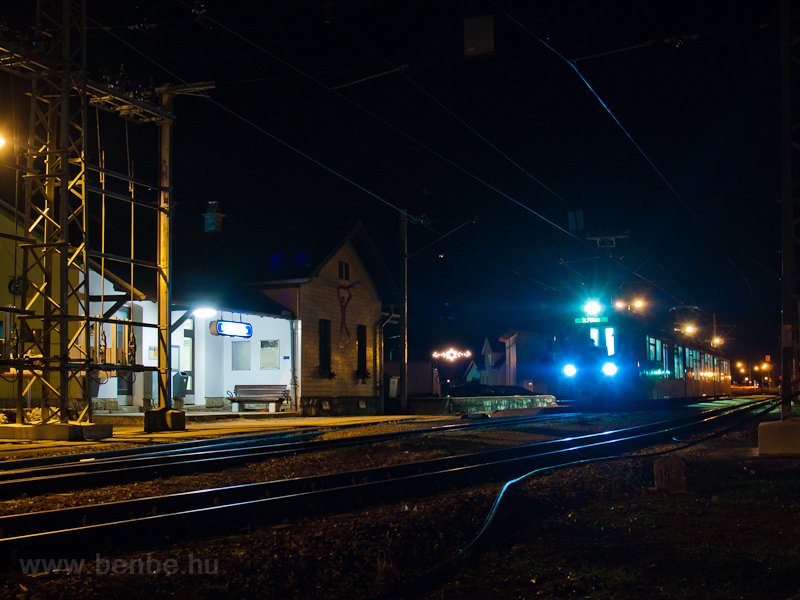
192;312;294;404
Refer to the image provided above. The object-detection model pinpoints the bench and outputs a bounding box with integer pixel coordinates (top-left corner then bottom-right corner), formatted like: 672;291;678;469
227;384;289;413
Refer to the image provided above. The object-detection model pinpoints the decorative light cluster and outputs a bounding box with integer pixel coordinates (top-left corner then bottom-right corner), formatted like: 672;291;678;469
432;348;472;362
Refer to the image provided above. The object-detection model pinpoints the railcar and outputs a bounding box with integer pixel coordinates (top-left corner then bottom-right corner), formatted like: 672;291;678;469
555;304;731;405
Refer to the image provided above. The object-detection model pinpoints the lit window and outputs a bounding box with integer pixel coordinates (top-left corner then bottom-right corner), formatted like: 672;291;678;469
590;328;600;347
605;328;615;356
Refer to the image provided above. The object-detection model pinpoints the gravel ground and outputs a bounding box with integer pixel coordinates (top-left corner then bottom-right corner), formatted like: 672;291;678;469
2;412;799;599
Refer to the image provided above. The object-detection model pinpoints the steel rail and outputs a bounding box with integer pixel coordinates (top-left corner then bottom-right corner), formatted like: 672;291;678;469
0;411;575;471
0;412;586;496
0;397;776;566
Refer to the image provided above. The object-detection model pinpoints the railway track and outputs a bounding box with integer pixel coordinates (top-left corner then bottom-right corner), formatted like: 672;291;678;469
0;396;777;568
0;411;580;497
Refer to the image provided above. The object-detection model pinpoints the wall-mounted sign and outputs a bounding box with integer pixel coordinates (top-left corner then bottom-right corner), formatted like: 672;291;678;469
210;320;253;338
574;316;609;324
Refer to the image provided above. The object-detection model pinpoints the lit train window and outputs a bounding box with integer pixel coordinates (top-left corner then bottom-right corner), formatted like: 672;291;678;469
646;336;662;361
674;346;685;378
590;328;600;347
605;328;615;356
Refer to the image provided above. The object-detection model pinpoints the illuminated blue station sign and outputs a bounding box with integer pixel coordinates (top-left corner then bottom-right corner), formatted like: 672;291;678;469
209;320;253;338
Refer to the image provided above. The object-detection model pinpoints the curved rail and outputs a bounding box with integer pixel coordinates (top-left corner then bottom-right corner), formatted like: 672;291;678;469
0;396;777;567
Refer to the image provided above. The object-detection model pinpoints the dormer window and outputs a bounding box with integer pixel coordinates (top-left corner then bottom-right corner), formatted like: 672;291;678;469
338;261;350;281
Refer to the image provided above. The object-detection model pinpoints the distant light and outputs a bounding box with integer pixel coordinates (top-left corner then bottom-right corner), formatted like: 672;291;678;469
432;348;472;362
192;307;217;318
614;300;626;310
562;364;577;377
210;320;253;338
632;298;645;309
712;337;723;346
583;300;602;316
601;362;618;376
0;135;5;148
683;324;697;335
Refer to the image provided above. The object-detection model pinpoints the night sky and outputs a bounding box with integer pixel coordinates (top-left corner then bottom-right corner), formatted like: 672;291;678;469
1;1;781;361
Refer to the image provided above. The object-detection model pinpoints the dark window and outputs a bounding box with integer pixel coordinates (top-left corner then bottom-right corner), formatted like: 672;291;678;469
338;261;350;280
356;324;368;378
319;319;332;376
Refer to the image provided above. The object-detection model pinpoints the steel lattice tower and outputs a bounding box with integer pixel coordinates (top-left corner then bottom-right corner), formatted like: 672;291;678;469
0;0;187;431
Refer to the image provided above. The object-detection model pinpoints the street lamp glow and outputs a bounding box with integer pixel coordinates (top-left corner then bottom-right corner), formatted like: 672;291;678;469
0;134;5;148
683;324;697;335
712;337;723;346
632;298;645;309
192;307;217;319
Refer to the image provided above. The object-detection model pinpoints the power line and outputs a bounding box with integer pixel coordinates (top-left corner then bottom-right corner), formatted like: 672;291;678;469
490;0;771;326
331;16;571;207
88;14;562;293
181;1;584;245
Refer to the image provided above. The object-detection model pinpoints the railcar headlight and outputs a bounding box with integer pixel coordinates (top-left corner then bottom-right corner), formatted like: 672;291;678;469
562;363;578;377
601;362;618;377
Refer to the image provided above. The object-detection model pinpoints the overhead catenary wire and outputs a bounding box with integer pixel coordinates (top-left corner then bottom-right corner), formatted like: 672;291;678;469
490;0;770;326
332;16;571;208
87;14;566;292
327;8;745;313
172;1;584;245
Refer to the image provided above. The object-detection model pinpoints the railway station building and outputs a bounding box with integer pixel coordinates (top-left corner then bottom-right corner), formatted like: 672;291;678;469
1;197;398;416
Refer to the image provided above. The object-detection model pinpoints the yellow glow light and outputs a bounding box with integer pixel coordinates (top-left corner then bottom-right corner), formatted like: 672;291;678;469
432;348;472;362
632;298;645;309
683;324;697;335
0;135;5;148
614;300;626;310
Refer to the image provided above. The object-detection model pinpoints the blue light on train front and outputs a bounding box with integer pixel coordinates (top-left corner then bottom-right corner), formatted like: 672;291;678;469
562;363;578;377
601;362;618;377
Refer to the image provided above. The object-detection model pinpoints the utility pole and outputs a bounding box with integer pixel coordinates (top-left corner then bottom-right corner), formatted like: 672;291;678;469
146;82;213;432
759;0;800;455
400;211;408;413
780;0;798;419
